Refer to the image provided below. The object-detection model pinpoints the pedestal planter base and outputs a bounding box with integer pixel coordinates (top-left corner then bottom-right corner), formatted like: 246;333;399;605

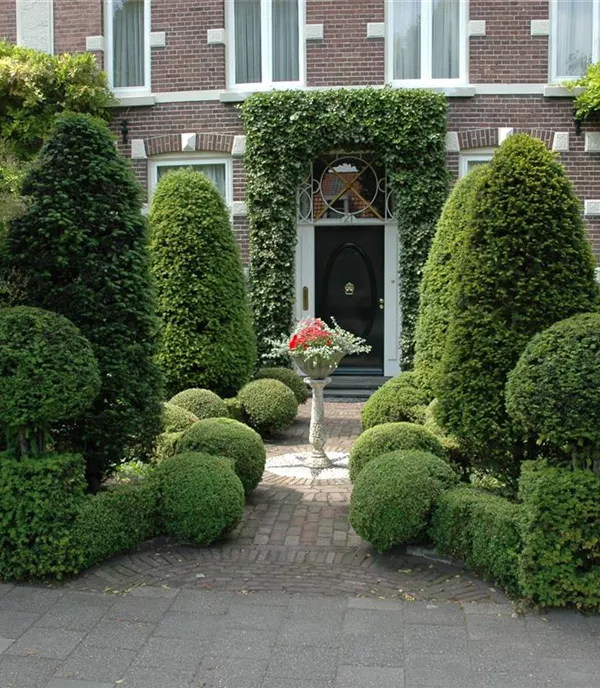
265;452;349;482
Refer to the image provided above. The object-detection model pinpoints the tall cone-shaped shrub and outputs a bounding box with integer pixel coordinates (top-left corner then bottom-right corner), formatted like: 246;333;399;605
149;169;256;398
437;134;599;484
3;114;163;491
413;164;490;397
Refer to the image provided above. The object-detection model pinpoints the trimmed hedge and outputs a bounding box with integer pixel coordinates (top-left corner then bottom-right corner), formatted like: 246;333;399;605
424;399;470;479
162;402;198;433
519;460;600;610
152;452;244;546
237;378;298;436
429;486;522;595
73;482;158;570
437;134;600;484
506;313;600;469
255;367;309;404
349;450;457;552
361;372;430;430
169;389;228;421
152;432;181;463
224;397;245;422
149;169;256;398
177;417;266;493
0;453;86;580
349;422;446;482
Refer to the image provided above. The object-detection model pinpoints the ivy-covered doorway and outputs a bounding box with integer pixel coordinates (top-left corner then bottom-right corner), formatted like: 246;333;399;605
241;88;449;367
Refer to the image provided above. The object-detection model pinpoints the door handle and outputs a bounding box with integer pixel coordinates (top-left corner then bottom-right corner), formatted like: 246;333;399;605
303;286;309;311
379;298;384;310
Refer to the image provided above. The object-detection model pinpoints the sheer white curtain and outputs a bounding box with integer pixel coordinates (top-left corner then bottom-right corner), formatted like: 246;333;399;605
235;0;262;84
113;0;145;88
158;164;227;199
556;0;593;77
393;0;421;80
432;0;460;79
272;0;299;82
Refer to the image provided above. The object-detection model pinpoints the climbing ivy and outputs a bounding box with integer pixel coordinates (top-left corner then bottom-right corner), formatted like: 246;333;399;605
241;88;449;366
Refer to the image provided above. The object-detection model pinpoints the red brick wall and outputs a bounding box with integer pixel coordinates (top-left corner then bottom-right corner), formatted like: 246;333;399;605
0;0;16;42
53;1;102;55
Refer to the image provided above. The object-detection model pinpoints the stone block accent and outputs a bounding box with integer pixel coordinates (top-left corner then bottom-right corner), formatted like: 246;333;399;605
181;133;196;151
85;35;104;52
150;31;166;48
366;22;385;39
232;135;246;157
552;132;569;152
130;139;147;160
530;19;550;36
305;24;324;40
498;127;514;144
232;201;247;217
585;133;600;153
207;28;226;45
585;200;600;216
445;132;460;153
468;20;486;37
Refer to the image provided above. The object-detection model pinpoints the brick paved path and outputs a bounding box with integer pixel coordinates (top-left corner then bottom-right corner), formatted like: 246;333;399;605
68;402;507;605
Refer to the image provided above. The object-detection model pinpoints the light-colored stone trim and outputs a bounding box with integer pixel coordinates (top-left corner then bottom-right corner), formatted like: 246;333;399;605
181;133;196;152
305;24;324;40
150;31;166;48
552;132;569;152
131;139;147;160
445;132;460;153
86;35;104;52
468;20;486;37
207;28;226;45
232;201;248;217
585;200;600;216
530;19;550;36
544;85;583;97
366;22;385;39
585;133;600;153
16;0;54;53
498;127;514;144
232;135;246;157
596;267;600;284
141;203;149;216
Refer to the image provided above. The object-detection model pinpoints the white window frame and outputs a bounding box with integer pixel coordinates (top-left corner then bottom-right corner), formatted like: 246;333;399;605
459;148;495;178
226;0;306;91
149;154;234;208
105;0;152;97
386;0;468;87
550;0;599;82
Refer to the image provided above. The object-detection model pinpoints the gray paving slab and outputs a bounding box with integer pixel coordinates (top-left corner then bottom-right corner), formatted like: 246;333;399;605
0;637;14;653
120;665;196;688
169;589;232;614
4;627;85;660
153;610;223;639
0;655;59;688
336;664;405;688
404;653;477;687
0;609;41;637
403;602;465;626
46;681;115;688
83;619;155;650
343;609;404;635
35;604;107;632
405;623;468;655
223;601;288;630
196;655;269;688
210;628;278;659
131;635;208;673
103;596;173;623
2;587;64;612
264;644;339;681
128;584;180;599
53;644;135;683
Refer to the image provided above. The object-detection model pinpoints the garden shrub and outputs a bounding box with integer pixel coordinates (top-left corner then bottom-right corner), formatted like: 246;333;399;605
437;134;599;484
73;482;158;570
0;306;100;456
224;397;245;422
255;367;309;404
413;165;490;396
169;389;228;422
429;486;522;594
506;313;600;471
152;452;244;546
519;460;600;610
162;402;198;433
152;432;181;464
361;372;430;430
0;452;86;580
177;417;266;494
149;169;256;398
237;378;298;436
349;450;458;552
3;114;163;491
424;399;470;480
349;422;446;482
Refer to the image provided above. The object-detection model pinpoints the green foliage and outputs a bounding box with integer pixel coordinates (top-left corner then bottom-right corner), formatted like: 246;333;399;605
413;166;490;396
349;450;457;552
73;482;157;570
0;41;112;159
437;135;600;484
242;88;449;366
0;141;29;244
0;307;100;456
424;399;471;480
349;421;446;482
361;372;430;430
152;452;244;546
162;402;198;433
152;431;181;463
506;313;600;470
429;486;522;594
3;114;163;490
224;397;245;422
168;389;228;422
567;61;600;121
237;378;298;436
177;417;266;493
0;452;86;580
149;169;256;398
255;367;309;404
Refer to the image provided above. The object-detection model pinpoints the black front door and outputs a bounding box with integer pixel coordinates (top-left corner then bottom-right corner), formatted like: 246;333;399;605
315;226;384;373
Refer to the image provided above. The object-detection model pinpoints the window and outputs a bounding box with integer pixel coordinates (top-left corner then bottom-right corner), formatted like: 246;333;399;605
551;0;597;80
388;0;467;84
150;157;233;207
105;0;151;94
459;150;494;178
228;0;304;88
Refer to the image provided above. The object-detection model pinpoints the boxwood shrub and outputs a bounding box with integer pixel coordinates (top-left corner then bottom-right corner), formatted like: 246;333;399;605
177;417;266;493
162;402;198;433
237;378;298;436
349;422;446;482
361;372;430;430
169;388;228;421
255;367;309;404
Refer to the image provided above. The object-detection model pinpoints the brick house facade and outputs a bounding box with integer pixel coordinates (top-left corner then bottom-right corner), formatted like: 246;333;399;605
2;0;600;375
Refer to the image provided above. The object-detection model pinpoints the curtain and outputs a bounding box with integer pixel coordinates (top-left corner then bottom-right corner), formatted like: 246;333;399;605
556;0;593;77
113;0;145;88
157;164;227;200
235;0;262;84
393;0;421;80
432;0;460;79
272;0;299;82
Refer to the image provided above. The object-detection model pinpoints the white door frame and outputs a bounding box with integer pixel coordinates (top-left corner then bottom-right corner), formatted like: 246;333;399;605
295;221;401;377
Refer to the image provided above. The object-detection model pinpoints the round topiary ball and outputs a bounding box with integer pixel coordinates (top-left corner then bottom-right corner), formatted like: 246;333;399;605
153;452;244;546
361;372;430;430
506;312;600;458
349;422;446;482
254;367;310;404
177;417;266;493
162;402;199;433
152;431;181;463
237;379;298;436
0;306;100;429
169;388;228;421
349;450;458;552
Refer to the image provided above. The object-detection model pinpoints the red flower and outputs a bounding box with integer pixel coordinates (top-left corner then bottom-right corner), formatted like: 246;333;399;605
289;334;299;350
